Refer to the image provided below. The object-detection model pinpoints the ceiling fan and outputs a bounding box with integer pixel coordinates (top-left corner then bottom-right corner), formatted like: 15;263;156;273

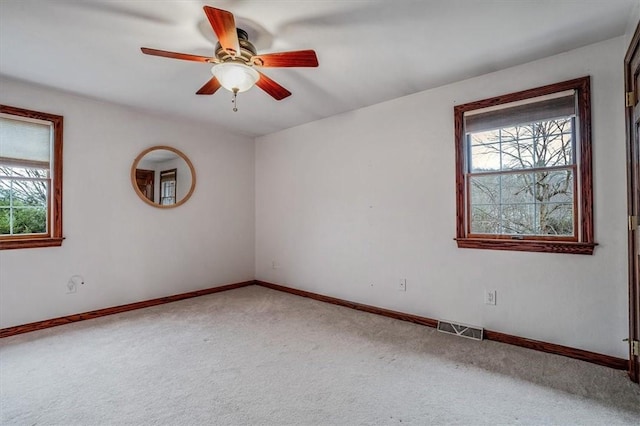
141;6;318;110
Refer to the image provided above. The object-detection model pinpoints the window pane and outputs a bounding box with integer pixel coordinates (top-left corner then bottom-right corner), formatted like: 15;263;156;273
10;206;47;235
0;179;48;235
469;169;574;236
537;170;574;203
500;127;535;170
535;119;573;167
468;119;574;172
469;175;500;205
540;203;573;235
0;208;8;234
0;166;49;179
0;206;48;236
500;173;535;205
470;141;501;171
470;205;500;234
0;179;48;206
501;203;536;234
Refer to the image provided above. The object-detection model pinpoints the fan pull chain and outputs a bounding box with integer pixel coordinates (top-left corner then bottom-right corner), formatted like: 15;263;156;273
232;88;239;112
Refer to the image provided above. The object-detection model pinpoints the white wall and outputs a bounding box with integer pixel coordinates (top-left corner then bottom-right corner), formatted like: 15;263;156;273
0;77;255;328
624;6;639;47
256;36;630;358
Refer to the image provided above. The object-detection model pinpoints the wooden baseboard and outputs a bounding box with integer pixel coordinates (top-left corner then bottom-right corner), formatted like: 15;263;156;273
255;280;629;371
483;329;628;370
0;280;254;338
3;278;629;371
257;280;438;328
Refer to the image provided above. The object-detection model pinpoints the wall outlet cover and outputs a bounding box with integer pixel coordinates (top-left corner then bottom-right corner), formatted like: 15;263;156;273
398;279;407;291
485;289;497;305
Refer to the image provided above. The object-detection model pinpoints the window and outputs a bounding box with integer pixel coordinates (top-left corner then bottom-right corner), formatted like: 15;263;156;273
0;105;63;250
454;77;595;254
159;168;177;205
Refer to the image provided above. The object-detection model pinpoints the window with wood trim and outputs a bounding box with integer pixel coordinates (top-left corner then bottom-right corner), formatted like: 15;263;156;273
0;105;63;250
454;77;596;254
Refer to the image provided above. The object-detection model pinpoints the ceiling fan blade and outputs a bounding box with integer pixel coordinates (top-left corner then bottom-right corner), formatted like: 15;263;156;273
251;50;319;68
203;6;239;57
196;77;222;95
141;47;213;63
255;72;291;101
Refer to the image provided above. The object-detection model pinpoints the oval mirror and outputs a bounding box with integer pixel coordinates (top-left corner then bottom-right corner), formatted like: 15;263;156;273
131;146;196;208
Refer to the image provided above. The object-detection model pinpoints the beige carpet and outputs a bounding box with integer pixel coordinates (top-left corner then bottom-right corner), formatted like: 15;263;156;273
1;285;639;425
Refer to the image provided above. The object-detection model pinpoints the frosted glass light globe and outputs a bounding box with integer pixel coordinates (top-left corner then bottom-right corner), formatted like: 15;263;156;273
212;63;259;93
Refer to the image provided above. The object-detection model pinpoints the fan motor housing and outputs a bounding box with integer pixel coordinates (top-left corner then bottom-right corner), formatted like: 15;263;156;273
215;28;257;64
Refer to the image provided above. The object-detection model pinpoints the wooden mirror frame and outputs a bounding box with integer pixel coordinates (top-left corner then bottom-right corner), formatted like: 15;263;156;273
130;145;196;209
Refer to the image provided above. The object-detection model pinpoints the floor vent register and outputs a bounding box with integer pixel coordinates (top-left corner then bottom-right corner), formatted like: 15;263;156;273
437;320;484;341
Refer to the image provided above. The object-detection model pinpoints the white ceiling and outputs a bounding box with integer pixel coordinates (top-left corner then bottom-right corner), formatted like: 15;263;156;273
1;0;637;137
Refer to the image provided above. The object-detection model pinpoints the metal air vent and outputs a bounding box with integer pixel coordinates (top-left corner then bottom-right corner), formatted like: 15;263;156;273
437;320;483;341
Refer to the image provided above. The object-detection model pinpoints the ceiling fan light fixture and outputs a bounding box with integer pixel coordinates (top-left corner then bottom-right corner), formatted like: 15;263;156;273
141;7;315;102
211;62;259;93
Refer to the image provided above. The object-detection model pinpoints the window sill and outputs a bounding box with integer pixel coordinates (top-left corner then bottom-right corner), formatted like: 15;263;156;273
0;237;64;250
455;238;596;255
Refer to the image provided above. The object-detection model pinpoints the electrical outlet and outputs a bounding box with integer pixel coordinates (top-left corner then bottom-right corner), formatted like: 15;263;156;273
398;279;407;292
67;275;84;294
485;289;497;305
